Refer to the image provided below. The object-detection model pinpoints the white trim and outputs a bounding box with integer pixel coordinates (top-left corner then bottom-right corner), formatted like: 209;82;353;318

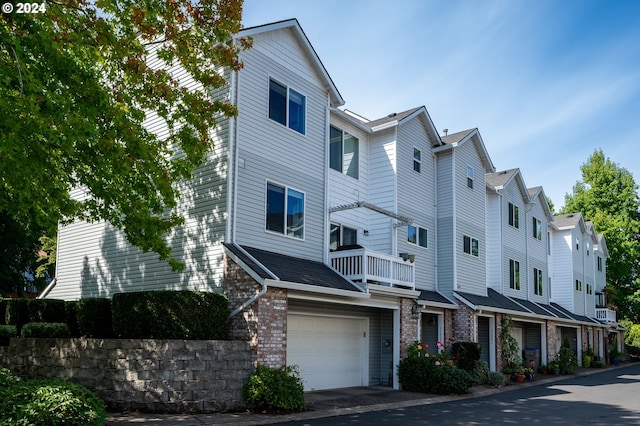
265;278;369;299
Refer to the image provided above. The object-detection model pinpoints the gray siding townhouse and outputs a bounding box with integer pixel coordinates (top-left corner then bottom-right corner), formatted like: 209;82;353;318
49;18;622;392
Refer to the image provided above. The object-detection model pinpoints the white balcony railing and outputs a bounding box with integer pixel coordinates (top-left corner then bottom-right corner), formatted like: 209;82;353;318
596;308;617;323
329;248;415;290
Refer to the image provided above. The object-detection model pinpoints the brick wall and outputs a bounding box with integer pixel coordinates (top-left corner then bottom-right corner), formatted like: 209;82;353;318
399;298;418;359
0;338;253;413
546;320;558;362
255;288;287;368
453;304;476;342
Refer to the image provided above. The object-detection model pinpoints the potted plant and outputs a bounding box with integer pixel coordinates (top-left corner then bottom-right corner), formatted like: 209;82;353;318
514;365;526;383
549;359;561;375
583;346;594;368
499;316;521;376
558;339;578;374
610;348;622;365
538;363;548;375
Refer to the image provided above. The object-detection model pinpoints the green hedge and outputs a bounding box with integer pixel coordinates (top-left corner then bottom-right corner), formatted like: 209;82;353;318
451;341;482;371
21;322;70;338
27;299;66;324
0;325;17;346
77;298;113;338
112;290;229;339
0;299;7;325
242;365;306;413
5;298;29;333
0;369;106;426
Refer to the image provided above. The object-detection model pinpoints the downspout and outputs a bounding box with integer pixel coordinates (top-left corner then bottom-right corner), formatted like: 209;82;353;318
497;190;504;295
38;221;61;299
226;68;238;243
231;69;240;243
525;204;530;301
323;97;330;264
432;151;438;292
229;244;277;317
392;126;399;256
451;146;457;291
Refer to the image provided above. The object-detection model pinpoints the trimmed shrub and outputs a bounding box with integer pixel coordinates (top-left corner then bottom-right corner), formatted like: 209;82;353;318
77;298;113;338
242;365;306;413
452;341;482;371
470;361;490;385
398;341;475;395
112;290;229;339
0;325;17;346
0;368;106;426
487;371;507;388
0;299;7;325
21;322;70;338
5;298;29;333
65;301;81;337
27;299;66;323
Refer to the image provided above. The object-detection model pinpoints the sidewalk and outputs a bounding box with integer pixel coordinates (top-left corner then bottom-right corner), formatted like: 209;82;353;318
106;363;634;426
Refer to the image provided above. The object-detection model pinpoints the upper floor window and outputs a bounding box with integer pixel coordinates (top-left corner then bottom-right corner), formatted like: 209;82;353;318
508;203;519;228
467;166;474;189
587;283;593;295
598;256;603;271
266;182;304;239
576;236;580;250
533;217;542;240
509;259;520;290
547;232;551;255
413;148;421;173
329;126;359;179
330;223;357;251
587;242;590;256
463;235;479;257
575;279;583;292
534;268;543;295
408;225;428;248
269;79;306;134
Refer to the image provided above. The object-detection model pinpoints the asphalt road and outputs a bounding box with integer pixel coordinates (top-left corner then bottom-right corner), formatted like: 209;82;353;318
278;363;640;425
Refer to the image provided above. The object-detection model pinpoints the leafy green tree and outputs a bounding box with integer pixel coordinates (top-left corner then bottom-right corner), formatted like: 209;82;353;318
561;149;640;319
1;0;249;272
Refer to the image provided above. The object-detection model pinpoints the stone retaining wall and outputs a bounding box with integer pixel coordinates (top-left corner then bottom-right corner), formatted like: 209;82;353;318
0;338;253;413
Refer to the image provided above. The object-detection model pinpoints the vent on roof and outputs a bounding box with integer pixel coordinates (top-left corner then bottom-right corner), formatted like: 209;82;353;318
388;112;397;118
567;214;574;217
443;128;448;136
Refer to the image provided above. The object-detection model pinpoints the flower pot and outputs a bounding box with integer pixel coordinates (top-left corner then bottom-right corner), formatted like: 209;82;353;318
553;368;560;375
515;374;526;383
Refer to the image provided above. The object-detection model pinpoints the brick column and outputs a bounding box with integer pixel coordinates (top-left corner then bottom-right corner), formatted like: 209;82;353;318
453;304;476;342
546;320;558;362
399;298;418;359
255;288;287;368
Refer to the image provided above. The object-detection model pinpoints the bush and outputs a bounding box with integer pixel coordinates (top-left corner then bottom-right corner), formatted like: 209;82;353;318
242;365;306;413
0;299;7;325
451;341;482;371
0;369;106;426
77;298;113;338
27;299;66;323
398;341;475;395
5;298;29;332
21;322;70;338
112;290;229;339
487;371;507;387
0;325;17;346
470;361;490;385
65;301;81;337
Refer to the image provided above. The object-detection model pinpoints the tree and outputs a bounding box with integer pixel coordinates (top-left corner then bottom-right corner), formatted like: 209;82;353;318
1;0;249;272
561;149;640;319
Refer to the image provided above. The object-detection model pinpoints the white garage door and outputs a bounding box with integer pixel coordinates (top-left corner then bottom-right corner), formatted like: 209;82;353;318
287;314;368;391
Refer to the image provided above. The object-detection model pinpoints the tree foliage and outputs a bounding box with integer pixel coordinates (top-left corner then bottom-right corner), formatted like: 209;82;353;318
1;0;249;272
561;149;640;319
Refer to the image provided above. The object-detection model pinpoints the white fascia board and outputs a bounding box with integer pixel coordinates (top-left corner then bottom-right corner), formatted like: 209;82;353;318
265;278;370;299
418;300;458;310
368;285;420;299
370;121;399;132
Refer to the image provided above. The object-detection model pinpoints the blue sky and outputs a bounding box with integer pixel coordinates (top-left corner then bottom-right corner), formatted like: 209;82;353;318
242;0;640;210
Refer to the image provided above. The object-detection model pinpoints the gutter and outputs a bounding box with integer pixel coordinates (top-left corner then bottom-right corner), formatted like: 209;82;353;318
225;244;277;318
37;277;57;300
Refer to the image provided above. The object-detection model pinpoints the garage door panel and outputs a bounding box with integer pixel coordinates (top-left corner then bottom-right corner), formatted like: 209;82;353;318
287;314;367;391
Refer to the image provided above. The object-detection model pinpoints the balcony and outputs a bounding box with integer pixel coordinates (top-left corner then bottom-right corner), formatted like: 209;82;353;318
329;248;415;290
596;308;617;323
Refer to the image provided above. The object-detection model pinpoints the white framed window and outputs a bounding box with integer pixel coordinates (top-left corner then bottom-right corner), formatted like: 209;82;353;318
508;202;519;228
598;256;603;271
533;217;542;240
266;181;305;239
330;126;359;179
268;78;306;134
534;268;543;295
330;223;357;251
587;283;593;295
547;232;551;255
575;279;583;292
463;235;479;257
413;148;421;173
467;166;474;189
510;259;520;290
408;225;428;248
576;236;580;250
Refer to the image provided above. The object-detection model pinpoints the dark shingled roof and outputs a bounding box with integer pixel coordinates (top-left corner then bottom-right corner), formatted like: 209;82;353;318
545;303;576;320
485;169;518;190
509;298;556;317
224;243;364;293
441;128;475;145
419;290;456;306
366;107;423;129
456;288;530;313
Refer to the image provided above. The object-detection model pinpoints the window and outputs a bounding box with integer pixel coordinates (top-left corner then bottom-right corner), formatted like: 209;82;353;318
467;166;474;189
330;223;357;251
408;225;428;248
575;279;583;292
598;256;603;271
587;283;593;295
463;235;479;257
269;79;306;134
508;203;519;228
547;232;551;255
266;182;304;239
330;126;359;178
576;236;580;250
587;242;590;256
509;259;520;290
533;217;542;240
413;148;421;173
534;268;543;295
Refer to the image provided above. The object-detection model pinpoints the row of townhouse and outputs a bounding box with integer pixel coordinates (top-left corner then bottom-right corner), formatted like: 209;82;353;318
48;19;623;392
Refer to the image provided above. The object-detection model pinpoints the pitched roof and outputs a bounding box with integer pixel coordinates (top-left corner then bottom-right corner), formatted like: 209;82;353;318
552;213;586;231
418;290;458;308
455;289;530;314
366;107;423;128
485;168;519;190
441;128;475;145
239;19;344;107
436;128;495;173
223;244;364;293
